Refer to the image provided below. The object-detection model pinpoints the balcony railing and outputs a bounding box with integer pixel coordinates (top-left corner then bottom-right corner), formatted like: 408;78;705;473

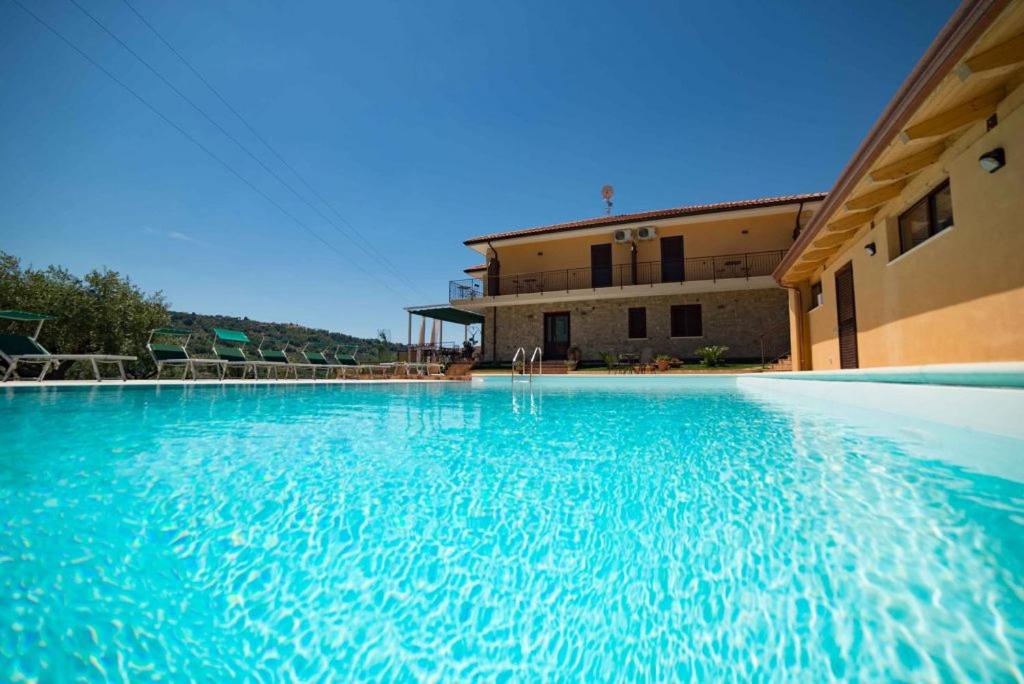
449;250;785;301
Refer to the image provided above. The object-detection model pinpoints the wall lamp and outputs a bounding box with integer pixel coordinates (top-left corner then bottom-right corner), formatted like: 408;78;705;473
979;147;1005;173
864;242;877;257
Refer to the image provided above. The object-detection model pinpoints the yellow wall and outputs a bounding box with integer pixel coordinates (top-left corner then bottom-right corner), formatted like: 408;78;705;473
485;210;807;276
798;86;1024;369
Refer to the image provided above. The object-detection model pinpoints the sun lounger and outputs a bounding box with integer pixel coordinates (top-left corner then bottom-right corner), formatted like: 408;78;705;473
212;328;282;380
332;346;388;379
298;344;341;379
256;338;323;380
0;311;136;382
0;310;136;382
147;327;227;380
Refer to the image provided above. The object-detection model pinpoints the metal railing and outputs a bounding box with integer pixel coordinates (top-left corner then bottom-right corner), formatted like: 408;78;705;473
529;346;542;378
755;319;792;369
450;250;785;301
511;347;526;382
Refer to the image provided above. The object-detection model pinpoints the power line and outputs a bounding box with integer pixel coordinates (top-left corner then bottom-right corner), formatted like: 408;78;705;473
64;0;427;301
9;0;406;298
120;0;427;300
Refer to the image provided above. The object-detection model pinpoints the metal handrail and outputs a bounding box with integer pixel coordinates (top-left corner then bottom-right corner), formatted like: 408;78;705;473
449;249;786;301
754;319;792;369
529;346;542;379
511;347;526;382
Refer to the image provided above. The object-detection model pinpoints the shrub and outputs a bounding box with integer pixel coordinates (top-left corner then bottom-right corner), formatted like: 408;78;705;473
599;351;617;372
0;251;169;379
694;345;729;367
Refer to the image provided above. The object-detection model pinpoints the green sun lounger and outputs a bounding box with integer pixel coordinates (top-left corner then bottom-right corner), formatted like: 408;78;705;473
298;344;342;379
331;346;390;379
254;338;319;380
212;328;283;380
0;310;137;382
147;328;227;380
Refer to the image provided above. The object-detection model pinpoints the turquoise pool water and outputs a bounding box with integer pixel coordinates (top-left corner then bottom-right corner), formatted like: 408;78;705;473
2;380;1023;680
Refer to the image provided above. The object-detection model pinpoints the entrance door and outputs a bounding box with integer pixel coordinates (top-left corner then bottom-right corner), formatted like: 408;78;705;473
660;236;684;282
543;312;570;360
834;262;859;369
591;243;612;288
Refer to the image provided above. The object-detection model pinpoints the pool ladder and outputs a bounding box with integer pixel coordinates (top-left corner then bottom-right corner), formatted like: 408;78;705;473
511;346;543;383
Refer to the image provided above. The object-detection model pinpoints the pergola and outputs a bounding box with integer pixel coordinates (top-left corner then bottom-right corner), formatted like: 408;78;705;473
405;304;484;362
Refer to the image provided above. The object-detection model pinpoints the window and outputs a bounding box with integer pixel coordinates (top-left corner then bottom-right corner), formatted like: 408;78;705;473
809;281;823;310
898;181;953;255
628;307;647;339
670;304;702;337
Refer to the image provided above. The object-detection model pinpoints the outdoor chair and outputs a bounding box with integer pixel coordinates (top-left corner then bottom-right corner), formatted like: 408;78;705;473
147;327;227;380
0;310;136;382
212;328;282;379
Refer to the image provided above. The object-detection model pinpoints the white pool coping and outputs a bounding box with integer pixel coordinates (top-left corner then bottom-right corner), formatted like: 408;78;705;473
1;377;447;390
753;361;1024;388
471;364;1024;440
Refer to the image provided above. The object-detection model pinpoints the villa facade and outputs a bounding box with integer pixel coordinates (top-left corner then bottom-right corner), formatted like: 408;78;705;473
776;0;1024;370
449;194;824;363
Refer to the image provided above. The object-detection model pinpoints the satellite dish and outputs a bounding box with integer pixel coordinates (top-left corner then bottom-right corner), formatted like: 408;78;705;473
601;185;614;215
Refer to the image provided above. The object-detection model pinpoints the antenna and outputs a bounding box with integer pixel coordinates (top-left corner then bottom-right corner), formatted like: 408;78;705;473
601;185;614;215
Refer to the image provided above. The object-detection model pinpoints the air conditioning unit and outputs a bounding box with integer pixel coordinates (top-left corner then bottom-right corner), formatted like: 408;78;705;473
613;228;633;244
636;226;657;240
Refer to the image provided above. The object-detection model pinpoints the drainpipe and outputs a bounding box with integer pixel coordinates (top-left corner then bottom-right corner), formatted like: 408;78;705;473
630;241;638;285
786;202;808;371
791;200;805;241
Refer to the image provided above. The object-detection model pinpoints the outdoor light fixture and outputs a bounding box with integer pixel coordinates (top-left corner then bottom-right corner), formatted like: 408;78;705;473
979;147;1005;173
864;242;877;257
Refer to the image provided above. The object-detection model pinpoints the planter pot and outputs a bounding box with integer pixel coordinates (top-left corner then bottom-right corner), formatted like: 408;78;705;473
655;360;670;372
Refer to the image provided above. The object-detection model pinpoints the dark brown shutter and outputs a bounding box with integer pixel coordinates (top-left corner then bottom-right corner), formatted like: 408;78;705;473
660;236;684;282
835;263;859;369
685;304;702;337
669;304;701;337
628;307;646;338
486;257;500;296
591;244;612;288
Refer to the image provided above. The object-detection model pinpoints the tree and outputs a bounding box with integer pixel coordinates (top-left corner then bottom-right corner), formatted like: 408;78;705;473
0;251;169;378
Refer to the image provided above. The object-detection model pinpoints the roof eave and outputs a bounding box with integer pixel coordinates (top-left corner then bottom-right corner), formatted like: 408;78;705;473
774;0;1011;284
465;193;827;247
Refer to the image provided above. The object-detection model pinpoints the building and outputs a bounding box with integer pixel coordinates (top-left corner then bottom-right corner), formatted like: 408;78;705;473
776;0;1024;370
449;193;825;364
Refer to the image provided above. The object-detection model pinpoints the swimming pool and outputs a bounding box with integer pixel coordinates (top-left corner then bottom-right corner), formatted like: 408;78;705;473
2;379;1022;680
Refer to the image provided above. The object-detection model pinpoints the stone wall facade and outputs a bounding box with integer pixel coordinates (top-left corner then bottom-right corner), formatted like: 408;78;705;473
481;288;788;363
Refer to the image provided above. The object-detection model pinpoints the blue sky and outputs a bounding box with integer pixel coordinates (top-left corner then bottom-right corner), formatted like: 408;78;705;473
0;0;958;338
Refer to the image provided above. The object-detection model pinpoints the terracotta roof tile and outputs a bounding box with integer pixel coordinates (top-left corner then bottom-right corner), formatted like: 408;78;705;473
464;192;827;245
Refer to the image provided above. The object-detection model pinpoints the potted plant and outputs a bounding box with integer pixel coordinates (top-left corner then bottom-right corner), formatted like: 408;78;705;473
694;345;729;368
654;354;672;372
599;351;617;373
565;345;581;371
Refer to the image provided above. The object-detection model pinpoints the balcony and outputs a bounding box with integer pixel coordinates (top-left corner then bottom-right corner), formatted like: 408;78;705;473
449;250;786;303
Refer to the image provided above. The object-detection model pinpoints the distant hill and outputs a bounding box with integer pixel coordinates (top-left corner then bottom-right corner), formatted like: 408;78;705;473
169;311;403;361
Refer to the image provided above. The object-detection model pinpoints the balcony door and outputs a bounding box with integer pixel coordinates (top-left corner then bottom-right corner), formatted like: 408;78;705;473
660;236;684;282
590;243;612;288
835;262;859;369
543;312;571;360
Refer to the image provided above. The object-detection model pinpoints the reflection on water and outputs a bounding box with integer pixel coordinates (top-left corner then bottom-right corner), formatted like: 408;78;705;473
2;382;1022;681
